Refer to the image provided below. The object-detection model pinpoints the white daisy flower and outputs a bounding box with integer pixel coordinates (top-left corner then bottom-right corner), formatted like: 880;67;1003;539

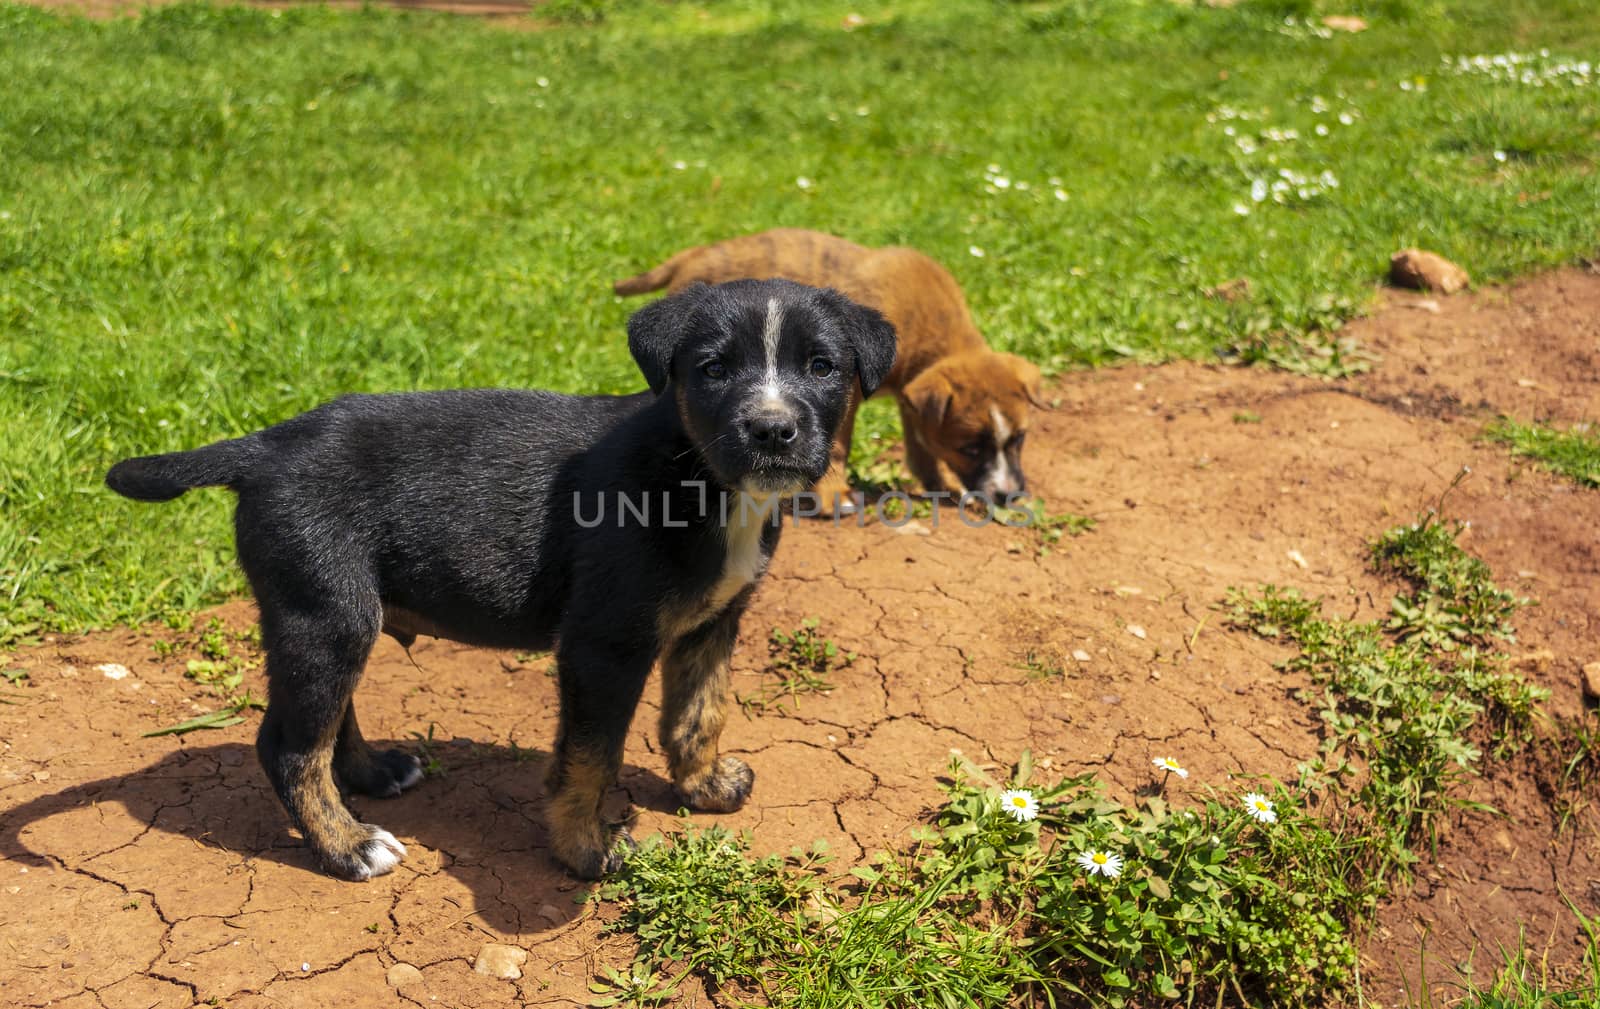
796;176;814;190
1232;202;1251;216
1074;849;1124;878
1493;149;1508;162
1054;188;1069;202
999;789;1039;822
1151;756;1189;779
1242;792;1278;823
968;245;985;258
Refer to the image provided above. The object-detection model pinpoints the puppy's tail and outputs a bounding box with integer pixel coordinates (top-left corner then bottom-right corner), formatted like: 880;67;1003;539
612;251;688;297
106;436;259;502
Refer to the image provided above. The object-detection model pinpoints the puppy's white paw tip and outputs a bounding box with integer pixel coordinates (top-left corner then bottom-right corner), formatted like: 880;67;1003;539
362;828;407;876
396;760;425;792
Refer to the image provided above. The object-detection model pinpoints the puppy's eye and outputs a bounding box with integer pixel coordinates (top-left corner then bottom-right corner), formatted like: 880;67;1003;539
959;442;984;459
701;361;728;380
809;357;835;378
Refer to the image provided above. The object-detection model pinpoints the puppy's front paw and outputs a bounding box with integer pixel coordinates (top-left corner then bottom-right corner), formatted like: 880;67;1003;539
322;825;407;881
556;826;637;880
679;756;754;813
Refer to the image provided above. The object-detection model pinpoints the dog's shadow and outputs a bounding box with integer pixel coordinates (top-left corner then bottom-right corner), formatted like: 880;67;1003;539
0;738;685;936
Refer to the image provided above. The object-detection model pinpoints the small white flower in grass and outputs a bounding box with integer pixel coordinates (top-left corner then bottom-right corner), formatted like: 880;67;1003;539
796;176;814;190
1242;792;1278;824
1232;202;1251;217
969;245;985;258
1075;849;1124;878
1151;756;1189;779
1054;188;1069;202
1493;149;1508;163
999;789;1039;822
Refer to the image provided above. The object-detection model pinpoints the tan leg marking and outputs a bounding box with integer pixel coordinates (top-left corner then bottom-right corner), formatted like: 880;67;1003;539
545;745;631;879
659;627;753;813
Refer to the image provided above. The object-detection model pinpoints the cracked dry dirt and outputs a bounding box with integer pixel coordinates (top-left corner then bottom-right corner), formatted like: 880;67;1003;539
4;269;1600;1008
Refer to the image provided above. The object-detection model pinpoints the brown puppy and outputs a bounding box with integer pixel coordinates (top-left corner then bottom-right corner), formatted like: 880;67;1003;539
616;228;1044;505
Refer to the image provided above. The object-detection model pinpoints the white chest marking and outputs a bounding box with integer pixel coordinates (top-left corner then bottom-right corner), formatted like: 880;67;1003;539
661;492;774;642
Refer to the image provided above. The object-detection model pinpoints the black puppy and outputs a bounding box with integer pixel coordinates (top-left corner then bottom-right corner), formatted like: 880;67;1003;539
105;279;896;880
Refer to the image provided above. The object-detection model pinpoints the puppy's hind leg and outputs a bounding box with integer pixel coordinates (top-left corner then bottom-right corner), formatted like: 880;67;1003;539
332;702;424;799
256;601;405;881
659;600;754;814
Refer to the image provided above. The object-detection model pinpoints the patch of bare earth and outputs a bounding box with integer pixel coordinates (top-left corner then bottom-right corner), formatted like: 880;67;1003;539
3;269;1599;1008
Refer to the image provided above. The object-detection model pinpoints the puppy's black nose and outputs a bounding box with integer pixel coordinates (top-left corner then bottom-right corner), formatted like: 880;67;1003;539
746;409;799;447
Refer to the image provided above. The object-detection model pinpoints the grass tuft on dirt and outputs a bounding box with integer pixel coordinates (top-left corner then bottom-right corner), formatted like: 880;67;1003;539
4;0;1600;633
1485;418;1600;488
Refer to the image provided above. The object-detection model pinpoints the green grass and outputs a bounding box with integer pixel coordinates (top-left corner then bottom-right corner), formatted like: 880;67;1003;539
1486;418;1600;488
3;0;1600;632
595;515;1589;1007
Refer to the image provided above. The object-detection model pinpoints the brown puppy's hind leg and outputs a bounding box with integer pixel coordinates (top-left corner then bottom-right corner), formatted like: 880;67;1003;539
812;390;862;515
659;603;753;813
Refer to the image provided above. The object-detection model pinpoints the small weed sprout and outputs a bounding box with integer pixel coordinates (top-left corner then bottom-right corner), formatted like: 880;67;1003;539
740;618;853;716
144;617;267;737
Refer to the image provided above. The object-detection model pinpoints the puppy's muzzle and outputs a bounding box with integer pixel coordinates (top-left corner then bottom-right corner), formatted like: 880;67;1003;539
744;406;799;449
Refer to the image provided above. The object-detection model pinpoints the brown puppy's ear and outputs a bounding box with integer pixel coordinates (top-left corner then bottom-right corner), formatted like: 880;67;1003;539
903;368;954;430
627;282;712;394
1002;353;1050;410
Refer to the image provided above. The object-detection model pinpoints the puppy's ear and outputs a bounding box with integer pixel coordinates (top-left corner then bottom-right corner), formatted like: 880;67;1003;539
818;288;898;398
1002;352;1050;410
627;283;710;394
903;368;954;431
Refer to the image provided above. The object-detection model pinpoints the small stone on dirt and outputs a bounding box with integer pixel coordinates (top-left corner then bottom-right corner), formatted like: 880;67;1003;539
1287;549;1308;569
535;903;563;925
1508;649;1554;672
473;943;528;980
1581;661;1600;707
1126;625;1147;639
386;962;425;988
1321;14;1367;32
1389;249;1470;294
96;663;131;680
1072;649;1092;662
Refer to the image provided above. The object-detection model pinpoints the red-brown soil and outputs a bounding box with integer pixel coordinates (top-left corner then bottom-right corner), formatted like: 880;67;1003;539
4;269;1600;1008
